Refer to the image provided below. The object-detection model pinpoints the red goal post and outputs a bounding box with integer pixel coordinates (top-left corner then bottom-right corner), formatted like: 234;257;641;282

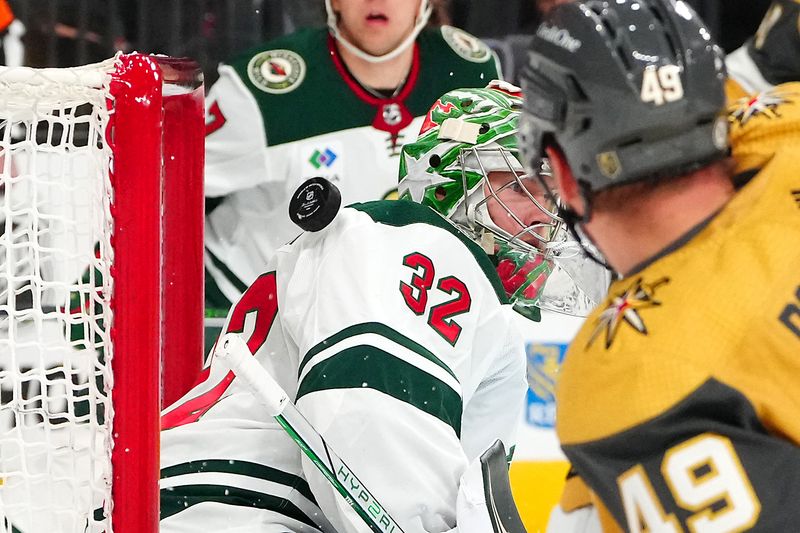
0;54;204;532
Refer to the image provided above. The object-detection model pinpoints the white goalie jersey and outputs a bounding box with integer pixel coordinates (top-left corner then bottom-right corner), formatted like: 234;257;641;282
202;27;500;310
160;200;527;532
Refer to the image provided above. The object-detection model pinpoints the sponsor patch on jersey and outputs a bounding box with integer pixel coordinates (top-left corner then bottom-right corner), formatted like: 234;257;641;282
308;147;338;169
301;141;344;182
441;26;492;63
525;342;567;429
247;49;306;94
588;277;669;349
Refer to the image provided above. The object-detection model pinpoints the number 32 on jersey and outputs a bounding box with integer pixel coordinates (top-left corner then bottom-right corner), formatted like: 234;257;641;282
618;433;761;533
399;252;471;346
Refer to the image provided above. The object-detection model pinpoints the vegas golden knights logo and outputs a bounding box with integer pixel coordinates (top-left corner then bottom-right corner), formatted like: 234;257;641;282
588;277;669;349
597;151;622;179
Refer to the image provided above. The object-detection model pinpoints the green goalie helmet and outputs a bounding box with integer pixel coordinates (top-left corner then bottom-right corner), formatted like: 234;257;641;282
399;81;609;318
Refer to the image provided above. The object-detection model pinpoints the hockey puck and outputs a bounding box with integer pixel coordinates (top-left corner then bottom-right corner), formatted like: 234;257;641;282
289;177;341;232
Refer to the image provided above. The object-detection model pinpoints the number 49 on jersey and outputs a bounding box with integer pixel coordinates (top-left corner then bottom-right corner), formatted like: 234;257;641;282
618;433;760;533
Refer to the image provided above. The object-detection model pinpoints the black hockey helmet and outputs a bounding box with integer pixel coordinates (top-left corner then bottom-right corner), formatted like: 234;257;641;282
519;0;729;197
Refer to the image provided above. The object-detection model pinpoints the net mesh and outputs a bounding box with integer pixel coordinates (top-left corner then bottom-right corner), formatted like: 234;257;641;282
0;59;117;533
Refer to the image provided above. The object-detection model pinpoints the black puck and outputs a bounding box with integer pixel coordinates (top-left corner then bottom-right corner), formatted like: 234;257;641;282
289;177;342;232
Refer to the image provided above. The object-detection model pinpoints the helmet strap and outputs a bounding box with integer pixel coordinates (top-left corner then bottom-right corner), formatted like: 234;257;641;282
326;0;433;64
559;187;614;274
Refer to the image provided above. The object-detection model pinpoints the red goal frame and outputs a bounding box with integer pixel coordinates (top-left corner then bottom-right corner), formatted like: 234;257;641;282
108;53;204;533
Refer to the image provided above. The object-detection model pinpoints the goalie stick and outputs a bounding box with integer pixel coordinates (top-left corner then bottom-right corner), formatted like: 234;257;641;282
480;441;528;533
215;333;528;533
214;333;404;533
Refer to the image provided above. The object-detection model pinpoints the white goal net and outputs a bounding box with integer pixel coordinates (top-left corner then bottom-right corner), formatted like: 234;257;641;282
0;53;204;533
0;59;116;533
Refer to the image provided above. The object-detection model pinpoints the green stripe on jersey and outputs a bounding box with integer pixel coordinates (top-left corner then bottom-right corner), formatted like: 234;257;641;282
160;484;319;528
207;247;249;294
297;344;463;436
161;459;315;504
3;518;23;533
204;265;233;313
351;200;509;304
298;321;457;381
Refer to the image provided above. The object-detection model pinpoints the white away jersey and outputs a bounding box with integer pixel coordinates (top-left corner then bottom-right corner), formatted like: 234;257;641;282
203;27;500;309
162;200;527;532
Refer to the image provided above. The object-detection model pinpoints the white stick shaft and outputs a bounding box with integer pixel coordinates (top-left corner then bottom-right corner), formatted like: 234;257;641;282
214;333;288;416
213;333;404;533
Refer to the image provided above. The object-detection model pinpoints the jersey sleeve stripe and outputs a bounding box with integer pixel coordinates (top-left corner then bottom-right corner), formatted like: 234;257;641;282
296;344;463;437
159;484;320;529
160;459;315;504
298;330;462;396
298;321;458;382
160;469;327;528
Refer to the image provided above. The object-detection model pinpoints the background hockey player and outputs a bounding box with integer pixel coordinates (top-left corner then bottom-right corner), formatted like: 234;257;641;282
161;82;604;532
203;0;501;318
519;0;800;531
725;0;800;100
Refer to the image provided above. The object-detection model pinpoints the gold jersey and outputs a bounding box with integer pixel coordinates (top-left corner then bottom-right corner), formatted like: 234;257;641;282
725;77;751;104
555;84;800;531
729;82;800;175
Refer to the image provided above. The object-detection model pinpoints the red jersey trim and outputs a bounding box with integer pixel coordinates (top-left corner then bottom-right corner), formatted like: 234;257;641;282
327;34;421;106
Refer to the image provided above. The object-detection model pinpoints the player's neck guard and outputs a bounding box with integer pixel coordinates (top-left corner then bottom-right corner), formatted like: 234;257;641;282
325;0;432;64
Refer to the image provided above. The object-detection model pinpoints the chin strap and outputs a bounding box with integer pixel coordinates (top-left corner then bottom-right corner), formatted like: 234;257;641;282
559;188;615;274
326;0;433;64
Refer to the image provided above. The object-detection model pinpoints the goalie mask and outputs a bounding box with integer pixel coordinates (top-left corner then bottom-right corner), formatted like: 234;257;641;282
399;82;609;319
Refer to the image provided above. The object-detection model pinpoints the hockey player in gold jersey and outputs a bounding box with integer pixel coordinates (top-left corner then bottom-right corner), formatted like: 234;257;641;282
519;0;800;531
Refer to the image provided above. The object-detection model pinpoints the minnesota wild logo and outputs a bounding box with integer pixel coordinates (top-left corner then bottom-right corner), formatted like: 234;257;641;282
248;49;306;94
419;97;460;135
441;26;492;63
588;277;669;349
